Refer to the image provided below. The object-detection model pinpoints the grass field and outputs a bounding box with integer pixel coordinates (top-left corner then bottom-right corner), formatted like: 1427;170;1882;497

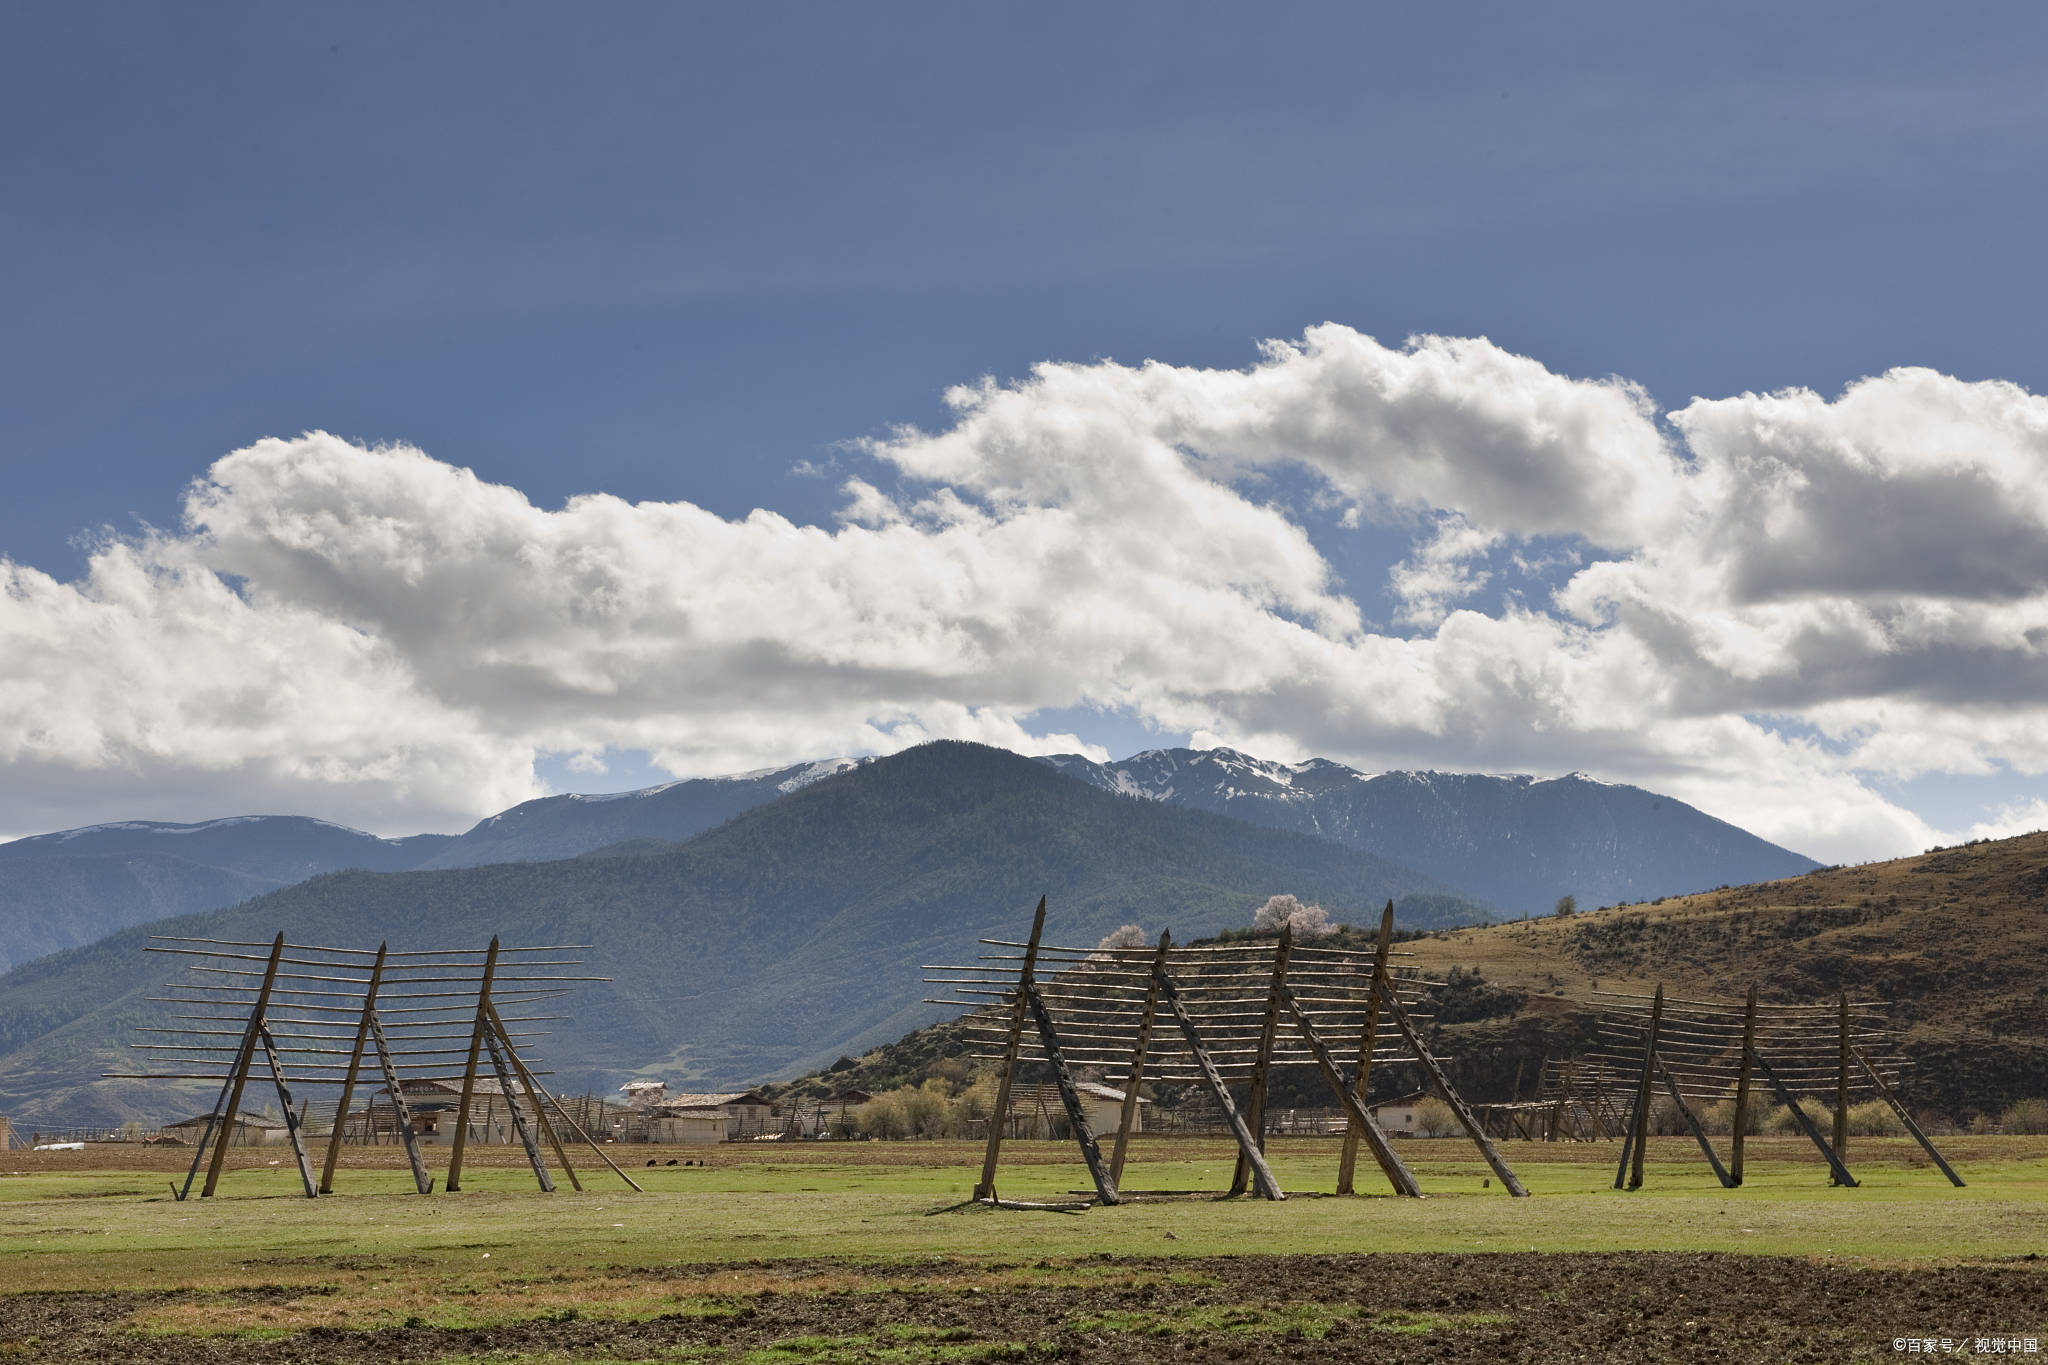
1;1135;2043;1362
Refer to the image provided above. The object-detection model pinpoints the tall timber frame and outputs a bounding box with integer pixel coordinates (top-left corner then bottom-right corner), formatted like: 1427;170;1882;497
925;898;1526;1206
110;934;642;1199
1591;984;1961;1190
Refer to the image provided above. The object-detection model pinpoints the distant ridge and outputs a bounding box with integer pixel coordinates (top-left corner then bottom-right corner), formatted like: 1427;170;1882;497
1040;747;1821;915
0;742;1486;1123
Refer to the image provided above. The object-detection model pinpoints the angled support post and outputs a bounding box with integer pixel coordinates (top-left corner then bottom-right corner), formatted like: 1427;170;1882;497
1612;1079;1643;1188
1279;984;1419;1197
487;1004;580;1190
1750;1047;1857;1187
975;897;1044;1202
1231;925;1293;1195
1337;900;1395;1195
1022;982;1119;1205
255;1024;318;1198
445;937;501;1193
199;933;287;1198
1731;985;1757;1186
1654;1055;1734;1187
488;1001;641;1191
1156;965;1283;1200
1108;931;1171;1186
1378;957;1527;1196
369;999;434;1193
1853;1045;1963;1187
481;1018;553;1191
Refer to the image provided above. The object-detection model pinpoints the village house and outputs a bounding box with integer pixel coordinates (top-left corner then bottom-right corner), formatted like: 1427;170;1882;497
1001;1082;1147;1139
1368;1091;1432;1138
616;1083;783;1142
160;1111;290;1147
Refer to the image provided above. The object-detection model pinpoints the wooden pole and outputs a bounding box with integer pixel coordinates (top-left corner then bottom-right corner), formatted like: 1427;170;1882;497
1279;985;1419;1197
486;1002;642;1192
1750;1047;1857;1187
485;1004;581;1191
1108;931;1170;1186
1655;1056;1734;1187
1833;991;1851;1178
1231;925;1293;1195
1022;983;1119;1205
975;897;1044;1202
1627;985;1664;1190
1377;960;1528;1196
201;933;287;1198
481;1023;553;1191
1612;1081;1641;1189
319;943;385;1194
444;936;501;1193
1156;966;1283;1200
254;1025;318;1198
1852;1044;1963;1187
1731;984;1756;1187
1337;900;1394;1195
369;1001;434;1194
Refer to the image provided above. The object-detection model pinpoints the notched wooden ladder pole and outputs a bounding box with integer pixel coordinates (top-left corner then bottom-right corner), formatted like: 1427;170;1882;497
1230;925;1293;1196
1107;931;1171;1187
1374;944;1527;1196
1023;978;1119;1205
1616;985;1663;1191
254;1020;318;1198
1852;1043;1963;1187
193;933;287;1200
1155;962;1283;1200
482;1014;554;1192
1336;901;1395;1196
487;1000;642;1192
1277;981;1419;1198
1749;1047;1858;1187
1654;1056;1734;1188
974;897;1043;1203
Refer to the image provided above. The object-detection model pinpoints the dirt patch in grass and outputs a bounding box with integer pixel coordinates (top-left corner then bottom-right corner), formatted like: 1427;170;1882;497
2;1252;2042;1363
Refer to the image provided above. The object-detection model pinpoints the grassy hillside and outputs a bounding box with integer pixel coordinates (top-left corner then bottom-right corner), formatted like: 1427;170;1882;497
771;832;2048;1121
0;742;1486;1124
1396;831;2048;1116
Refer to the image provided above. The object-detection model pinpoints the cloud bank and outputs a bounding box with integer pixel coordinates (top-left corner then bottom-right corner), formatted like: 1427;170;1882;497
5;324;2045;860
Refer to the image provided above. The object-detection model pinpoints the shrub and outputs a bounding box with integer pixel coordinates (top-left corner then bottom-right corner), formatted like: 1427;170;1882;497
1414;1097;1459;1138
1554;895;1577;918
2001;1097;2048;1134
856;1091;910;1139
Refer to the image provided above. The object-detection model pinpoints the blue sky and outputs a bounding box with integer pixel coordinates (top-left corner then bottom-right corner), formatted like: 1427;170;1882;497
4;3;2046;857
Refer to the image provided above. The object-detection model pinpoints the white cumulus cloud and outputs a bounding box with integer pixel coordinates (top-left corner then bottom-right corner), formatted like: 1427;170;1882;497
3;326;2044;861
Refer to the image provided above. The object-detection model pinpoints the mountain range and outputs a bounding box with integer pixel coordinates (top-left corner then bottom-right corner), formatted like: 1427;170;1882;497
0;742;1480;1123
1041;748;1821;915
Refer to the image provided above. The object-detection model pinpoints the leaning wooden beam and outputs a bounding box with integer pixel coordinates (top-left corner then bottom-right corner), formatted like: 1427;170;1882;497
200;933;288;1198
484;1005;642;1192
1853;1044;1963;1187
1612;1081;1643;1189
369;998;434;1194
1156;966;1283;1200
444;936;502;1193
175;1004;262;1201
1376;961;1527;1197
975;897;1044;1202
1731;985;1757;1186
1022;982;1119;1205
254;1024;318;1198
1654;1055;1734;1188
1749;1048;1857;1187
481;1019;554;1192
1278;984;1419;1197
1336;900;1395;1195
1108;931;1170;1186
485;1005;581;1192
1231;925;1293;1196
319;943;385;1194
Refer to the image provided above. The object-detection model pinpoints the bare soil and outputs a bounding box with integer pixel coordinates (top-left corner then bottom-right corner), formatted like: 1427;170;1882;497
4;1252;2043;1363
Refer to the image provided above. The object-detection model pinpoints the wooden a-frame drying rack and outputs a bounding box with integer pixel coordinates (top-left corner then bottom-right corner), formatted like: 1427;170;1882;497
111;933;642;1199
926;898;1527;1208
